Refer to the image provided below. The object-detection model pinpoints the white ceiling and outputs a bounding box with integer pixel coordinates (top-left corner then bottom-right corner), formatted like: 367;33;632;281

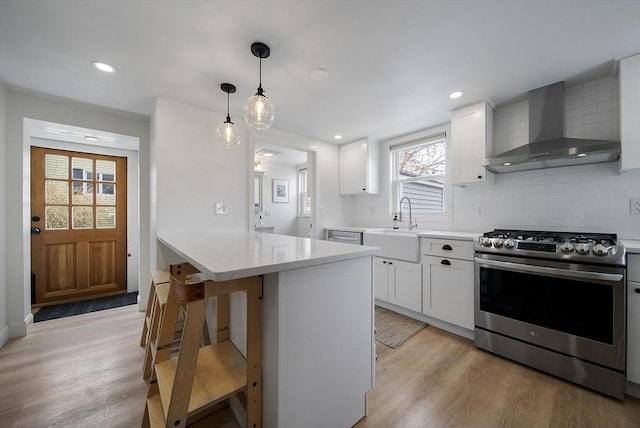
1;1;639;145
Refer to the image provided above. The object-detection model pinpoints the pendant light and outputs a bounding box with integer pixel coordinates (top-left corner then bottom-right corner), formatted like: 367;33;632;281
216;83;241;148
243;42;275;130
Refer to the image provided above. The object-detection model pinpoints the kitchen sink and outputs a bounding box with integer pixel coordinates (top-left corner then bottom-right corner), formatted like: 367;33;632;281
363;230;419;262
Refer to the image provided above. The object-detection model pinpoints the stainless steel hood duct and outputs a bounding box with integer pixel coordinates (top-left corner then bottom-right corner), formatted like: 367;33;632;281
483;82;620;173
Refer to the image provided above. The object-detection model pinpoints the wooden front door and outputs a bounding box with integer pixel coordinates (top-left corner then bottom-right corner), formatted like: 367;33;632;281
30;147;127;305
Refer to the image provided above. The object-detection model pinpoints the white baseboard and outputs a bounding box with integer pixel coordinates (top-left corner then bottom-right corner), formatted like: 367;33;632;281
229;395;246;427
8;312;32;339
375;300;474;341
0;324;9;348
626;381;640;399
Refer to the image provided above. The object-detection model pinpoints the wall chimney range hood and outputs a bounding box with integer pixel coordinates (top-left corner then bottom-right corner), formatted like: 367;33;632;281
483;82;620;173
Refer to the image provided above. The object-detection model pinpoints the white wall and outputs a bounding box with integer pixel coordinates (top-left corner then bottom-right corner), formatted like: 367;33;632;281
153;97;249;241
0;84;8;347
258;161;298;235
343;76;640;240
3;88;150;340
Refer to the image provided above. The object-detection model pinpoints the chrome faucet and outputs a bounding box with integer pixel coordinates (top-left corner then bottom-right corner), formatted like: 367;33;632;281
398;196;418;230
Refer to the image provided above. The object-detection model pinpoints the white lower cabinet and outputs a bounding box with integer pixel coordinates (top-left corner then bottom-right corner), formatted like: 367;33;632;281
421;237;475;330
422;256;474;330
374;257;421;312
628;254;640;384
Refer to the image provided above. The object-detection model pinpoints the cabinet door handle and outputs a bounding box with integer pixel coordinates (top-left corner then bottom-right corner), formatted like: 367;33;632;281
635;288;640;294
382;261;387;264
388;262;393;265
441;259;451;266
442;244;453;251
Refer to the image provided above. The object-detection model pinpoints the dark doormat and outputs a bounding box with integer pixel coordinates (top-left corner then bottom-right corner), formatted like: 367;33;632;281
34;292;138;322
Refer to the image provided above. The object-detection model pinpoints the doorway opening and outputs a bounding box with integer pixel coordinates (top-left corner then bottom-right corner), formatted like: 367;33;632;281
25;119;140;310
253;142;315;238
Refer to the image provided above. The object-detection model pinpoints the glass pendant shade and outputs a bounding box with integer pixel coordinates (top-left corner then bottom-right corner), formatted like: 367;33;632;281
217;83;241;148
243;92;275;130
216;119;241;148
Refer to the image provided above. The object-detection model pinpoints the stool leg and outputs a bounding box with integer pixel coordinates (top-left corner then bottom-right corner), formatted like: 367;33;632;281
140;279;157;347
246;278;262;428
165;298;208;428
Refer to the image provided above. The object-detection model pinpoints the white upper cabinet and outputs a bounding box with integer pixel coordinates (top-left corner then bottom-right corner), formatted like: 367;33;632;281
339;138;379;195
450;101;494;186
619;53;640;172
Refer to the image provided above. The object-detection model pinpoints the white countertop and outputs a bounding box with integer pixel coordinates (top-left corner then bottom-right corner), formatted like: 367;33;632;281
622;240;640;254
416;230;481;240
158;231;379;281
325;226;481;241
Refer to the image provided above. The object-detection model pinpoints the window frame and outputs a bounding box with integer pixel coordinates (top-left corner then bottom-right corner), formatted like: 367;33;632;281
297;166;311;217
387;124;452;223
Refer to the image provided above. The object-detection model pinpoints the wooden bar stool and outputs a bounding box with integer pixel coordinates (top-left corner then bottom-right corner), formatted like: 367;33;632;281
141;266;210;381
141;270;171;348
142;263;262;428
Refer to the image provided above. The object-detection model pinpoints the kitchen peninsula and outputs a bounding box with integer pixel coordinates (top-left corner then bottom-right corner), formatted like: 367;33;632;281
157;231;378;428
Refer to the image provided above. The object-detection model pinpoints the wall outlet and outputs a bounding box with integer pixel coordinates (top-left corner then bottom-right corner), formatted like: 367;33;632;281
264;209;271;216
631;198;640;215
476;204;486;216
215;202;228;215
319;206;325;216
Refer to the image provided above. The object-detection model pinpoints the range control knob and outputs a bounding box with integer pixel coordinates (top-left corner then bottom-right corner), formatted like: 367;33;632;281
592;243;609;256
504;238;516;249
575;243;590;255
493;238;504;248
481;237;493;247
560;242;574;253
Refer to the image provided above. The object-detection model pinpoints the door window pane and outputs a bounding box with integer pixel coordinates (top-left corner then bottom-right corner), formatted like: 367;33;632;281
96;183;115;205
72;206;93;229
96;160;116;182
72;182;93;205
45;154;68;179
96;206;116;229
72;157;93;180
45;180;69;204
45;206;69;230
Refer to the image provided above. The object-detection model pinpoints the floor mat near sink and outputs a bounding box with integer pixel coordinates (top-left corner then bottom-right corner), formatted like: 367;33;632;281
375;306;427;348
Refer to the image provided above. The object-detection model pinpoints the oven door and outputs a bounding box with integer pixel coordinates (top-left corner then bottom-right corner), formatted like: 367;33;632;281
474;253;626;371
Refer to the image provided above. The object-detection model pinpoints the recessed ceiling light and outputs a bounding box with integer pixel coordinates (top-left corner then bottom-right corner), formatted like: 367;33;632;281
84;135;99;141
310;68;330;81
449;91;463;99
503;162;511;166
92;61;116;73
577;153;587;157
256;149;280;158
334;135;342;140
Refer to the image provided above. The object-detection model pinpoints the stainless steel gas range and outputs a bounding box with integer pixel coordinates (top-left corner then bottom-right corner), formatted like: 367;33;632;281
473;229;627;399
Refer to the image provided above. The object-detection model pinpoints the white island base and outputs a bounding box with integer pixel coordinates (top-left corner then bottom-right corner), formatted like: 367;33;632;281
262;257;374;428
157;232;376;428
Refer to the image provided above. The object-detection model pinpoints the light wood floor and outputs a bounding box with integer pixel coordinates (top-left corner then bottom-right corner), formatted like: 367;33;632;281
1;306;639;428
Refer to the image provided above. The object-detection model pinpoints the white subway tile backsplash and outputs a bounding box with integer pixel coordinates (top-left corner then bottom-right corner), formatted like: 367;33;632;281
597;119;617;132
583;110;613;125
597;100;616;112
584;91;613;106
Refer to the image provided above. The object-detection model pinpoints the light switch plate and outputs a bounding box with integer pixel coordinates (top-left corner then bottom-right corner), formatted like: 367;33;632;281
215;202;228;215
631;198;640;215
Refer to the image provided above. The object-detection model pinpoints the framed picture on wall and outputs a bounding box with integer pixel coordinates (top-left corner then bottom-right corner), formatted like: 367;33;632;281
272;179;289;203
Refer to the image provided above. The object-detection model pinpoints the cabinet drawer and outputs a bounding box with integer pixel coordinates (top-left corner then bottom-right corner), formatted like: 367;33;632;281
628;254;640;282
421;238;473;260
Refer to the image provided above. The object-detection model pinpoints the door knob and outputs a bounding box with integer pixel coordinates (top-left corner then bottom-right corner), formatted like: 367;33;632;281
31;227;41;235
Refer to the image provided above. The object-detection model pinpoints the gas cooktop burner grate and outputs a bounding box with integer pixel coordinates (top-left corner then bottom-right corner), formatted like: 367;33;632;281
476;229;624;265
484;229;617;245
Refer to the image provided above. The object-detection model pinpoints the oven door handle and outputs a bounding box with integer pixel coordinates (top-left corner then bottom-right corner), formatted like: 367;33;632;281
475;258;624;282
